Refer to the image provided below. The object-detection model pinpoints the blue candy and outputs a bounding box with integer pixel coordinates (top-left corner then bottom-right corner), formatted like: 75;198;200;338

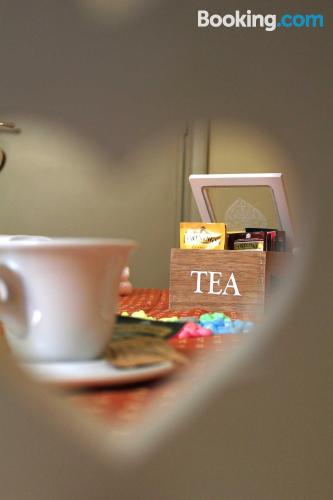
242;321;255;333
200;321;215;330
199;313;255;335
212;319;225;327
233;319;243;327
215;326;231;334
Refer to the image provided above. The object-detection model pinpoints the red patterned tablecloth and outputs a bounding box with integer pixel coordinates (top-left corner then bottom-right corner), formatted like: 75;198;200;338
65;289;245;427
117;288;241;320
0;289;246;426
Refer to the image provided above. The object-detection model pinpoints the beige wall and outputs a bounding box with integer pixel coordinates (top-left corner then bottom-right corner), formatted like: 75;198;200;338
0;117;185;288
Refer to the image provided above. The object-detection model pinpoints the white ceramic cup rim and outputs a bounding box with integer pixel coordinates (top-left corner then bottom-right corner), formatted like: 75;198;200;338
0;237;136;249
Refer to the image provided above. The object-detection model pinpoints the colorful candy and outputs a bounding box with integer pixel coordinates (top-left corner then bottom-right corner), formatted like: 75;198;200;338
175;322;212;339
120;309;255;337
199;313;254;335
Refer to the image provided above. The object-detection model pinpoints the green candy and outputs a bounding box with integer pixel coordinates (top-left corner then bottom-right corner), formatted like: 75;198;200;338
200;313;214;322
200;312;229;322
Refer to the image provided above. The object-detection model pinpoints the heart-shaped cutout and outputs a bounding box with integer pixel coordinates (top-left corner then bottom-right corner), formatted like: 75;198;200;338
0;1;330;498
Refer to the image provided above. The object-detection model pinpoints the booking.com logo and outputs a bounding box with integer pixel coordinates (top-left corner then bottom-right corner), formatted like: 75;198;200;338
198;10;325;31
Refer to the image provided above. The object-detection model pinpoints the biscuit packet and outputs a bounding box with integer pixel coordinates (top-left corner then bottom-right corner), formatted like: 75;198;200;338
180;222;227;250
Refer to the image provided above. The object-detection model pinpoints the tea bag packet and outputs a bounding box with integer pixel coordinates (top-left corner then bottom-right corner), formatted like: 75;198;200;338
107;336;187;368
233;232;265;251
227;231;246;250
109;315;188;368
232;229;287;251
180;222;227;250
245;228;286;251
113;323;174;340
114;315;185;339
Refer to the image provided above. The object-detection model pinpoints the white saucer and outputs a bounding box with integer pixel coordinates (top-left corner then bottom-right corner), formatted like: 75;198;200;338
20;358;174;388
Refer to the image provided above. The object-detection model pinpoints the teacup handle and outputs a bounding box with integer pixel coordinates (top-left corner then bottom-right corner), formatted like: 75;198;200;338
0;276;9;332
0;238;51;336
0;277;9;303
0;264;26;337
0;264;12;319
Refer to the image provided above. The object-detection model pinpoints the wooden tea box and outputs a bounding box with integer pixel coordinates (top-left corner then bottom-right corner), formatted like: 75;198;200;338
169;249;293;319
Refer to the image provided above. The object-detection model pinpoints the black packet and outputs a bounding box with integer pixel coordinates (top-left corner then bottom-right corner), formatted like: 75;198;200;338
245;228;286;252
227;232;246;250
115;315;185;340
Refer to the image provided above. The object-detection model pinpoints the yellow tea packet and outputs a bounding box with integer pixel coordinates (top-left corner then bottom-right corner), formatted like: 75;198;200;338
180;222;227;250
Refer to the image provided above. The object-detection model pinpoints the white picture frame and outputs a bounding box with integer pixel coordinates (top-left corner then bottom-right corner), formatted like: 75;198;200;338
189;173;295;251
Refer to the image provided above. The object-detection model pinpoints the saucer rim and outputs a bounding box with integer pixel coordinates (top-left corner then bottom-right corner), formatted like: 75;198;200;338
19;358;174;388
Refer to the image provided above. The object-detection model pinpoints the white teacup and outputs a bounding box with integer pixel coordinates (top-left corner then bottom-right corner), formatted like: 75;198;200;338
0;238;135;362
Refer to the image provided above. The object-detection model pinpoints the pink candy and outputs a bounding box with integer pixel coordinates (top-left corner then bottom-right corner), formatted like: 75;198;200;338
175;322;212;339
